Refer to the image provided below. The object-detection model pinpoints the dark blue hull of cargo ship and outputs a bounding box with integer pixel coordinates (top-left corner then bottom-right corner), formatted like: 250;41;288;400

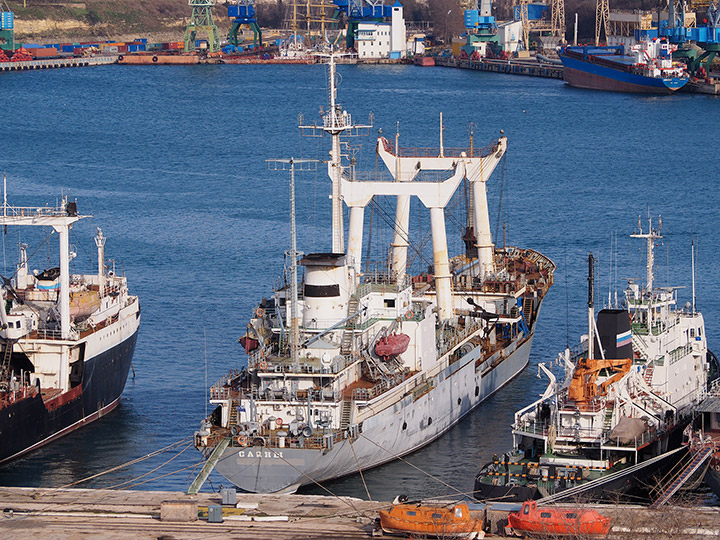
558;51;687;94
0;330;138;464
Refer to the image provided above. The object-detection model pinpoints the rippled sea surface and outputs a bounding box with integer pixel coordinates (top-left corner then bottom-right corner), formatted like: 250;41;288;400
0;63;719;501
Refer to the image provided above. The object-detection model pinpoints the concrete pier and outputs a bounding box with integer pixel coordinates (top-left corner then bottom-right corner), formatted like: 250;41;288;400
0;486;381;539
0;56;116;71
1;486;719;539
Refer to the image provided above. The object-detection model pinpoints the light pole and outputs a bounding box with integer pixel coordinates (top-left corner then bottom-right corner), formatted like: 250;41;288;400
445;9;452;45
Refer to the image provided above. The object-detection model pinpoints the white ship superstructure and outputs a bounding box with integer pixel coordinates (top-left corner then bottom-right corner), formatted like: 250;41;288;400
0;195;141;463
193;55;555;494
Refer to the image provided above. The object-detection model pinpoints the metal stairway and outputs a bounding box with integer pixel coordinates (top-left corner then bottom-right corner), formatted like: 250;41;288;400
228;401;238;427
643;365;654;386
522;296;534;325
650;444;714;508
602;403;614;432
340;400;353;430
0;340;14;382
187;437;231;495
340;296;359;356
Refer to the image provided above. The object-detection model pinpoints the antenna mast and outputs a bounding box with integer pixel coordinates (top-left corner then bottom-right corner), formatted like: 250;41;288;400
588;252;594;360
691;237;696;313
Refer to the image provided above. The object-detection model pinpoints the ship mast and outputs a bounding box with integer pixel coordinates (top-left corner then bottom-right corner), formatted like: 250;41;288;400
631;216;662;332
267;157;318;363
588;252;595;361
299;52;371;271
0;196;88;339
95;228;105;297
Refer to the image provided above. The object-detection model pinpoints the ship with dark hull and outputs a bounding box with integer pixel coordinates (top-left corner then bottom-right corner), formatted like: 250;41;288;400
0;195;140;464
191;54;555;494
474;218;713;503
558;40;688;94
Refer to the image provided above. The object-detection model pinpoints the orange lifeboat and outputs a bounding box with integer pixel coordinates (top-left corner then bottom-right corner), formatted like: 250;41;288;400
375;333;410;361
507;501;611;537
379;503;485;538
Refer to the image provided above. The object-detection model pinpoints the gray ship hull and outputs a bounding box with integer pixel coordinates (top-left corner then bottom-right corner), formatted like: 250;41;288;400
213;334;535;493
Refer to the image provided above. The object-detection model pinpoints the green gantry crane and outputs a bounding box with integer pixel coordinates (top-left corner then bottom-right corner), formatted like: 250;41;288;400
184;0;221;53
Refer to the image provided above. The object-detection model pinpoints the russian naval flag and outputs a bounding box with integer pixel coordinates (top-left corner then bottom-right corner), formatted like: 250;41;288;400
617;330;632;348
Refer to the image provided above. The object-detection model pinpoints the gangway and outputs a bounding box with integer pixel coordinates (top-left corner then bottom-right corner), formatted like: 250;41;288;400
650;444;714;508
187;436;230;494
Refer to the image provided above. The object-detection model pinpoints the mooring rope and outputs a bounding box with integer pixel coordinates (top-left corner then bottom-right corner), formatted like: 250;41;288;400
35;437;194;497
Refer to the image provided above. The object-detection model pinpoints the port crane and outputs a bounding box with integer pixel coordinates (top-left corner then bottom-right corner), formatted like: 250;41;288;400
333;0;392;49
227;0;263;47
659;0;720;75
184;0;221;53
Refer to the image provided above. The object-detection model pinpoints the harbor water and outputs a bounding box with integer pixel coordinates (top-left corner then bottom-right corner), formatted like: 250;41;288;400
0;64;719;501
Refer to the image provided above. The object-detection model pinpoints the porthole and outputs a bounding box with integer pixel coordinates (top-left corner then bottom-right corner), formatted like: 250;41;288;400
475;386;479;397
457;398;461;405
428;417;432;425
402;421;407;430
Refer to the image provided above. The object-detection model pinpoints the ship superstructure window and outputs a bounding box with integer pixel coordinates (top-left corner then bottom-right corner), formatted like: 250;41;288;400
691;328;695;338
384;298;395;308
304;284;340;297
406;511;416;516
540;512;552;518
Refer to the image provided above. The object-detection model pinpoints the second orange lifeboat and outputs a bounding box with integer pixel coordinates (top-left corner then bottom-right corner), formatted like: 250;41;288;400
506;500;611;537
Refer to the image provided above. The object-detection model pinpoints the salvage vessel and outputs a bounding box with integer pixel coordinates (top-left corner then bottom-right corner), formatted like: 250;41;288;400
0;194;141;463
474;218;714;502
193;54;555;494
558;39;688;93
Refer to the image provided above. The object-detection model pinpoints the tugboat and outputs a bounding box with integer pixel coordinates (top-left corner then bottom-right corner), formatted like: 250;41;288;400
192;54;555;494
474;218;713;503
0;193;141;464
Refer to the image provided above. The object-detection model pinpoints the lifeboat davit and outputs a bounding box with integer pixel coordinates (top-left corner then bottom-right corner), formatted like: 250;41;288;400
379;503;485;539
506;500;611;537
375;333;410;360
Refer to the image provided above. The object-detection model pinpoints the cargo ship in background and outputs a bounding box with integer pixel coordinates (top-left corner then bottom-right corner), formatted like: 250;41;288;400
474;218;715;503
192;54;555;494
0;194;141;464
558;39;689;93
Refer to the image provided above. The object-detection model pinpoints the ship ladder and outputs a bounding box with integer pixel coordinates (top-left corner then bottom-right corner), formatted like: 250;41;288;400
643;365;655;386
340;296;359;356
340;400;353;430
522;296;534;326
602;403;614;432
187;436;231;495
0;339;15;382
650;444;714;508
228;401;239;427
